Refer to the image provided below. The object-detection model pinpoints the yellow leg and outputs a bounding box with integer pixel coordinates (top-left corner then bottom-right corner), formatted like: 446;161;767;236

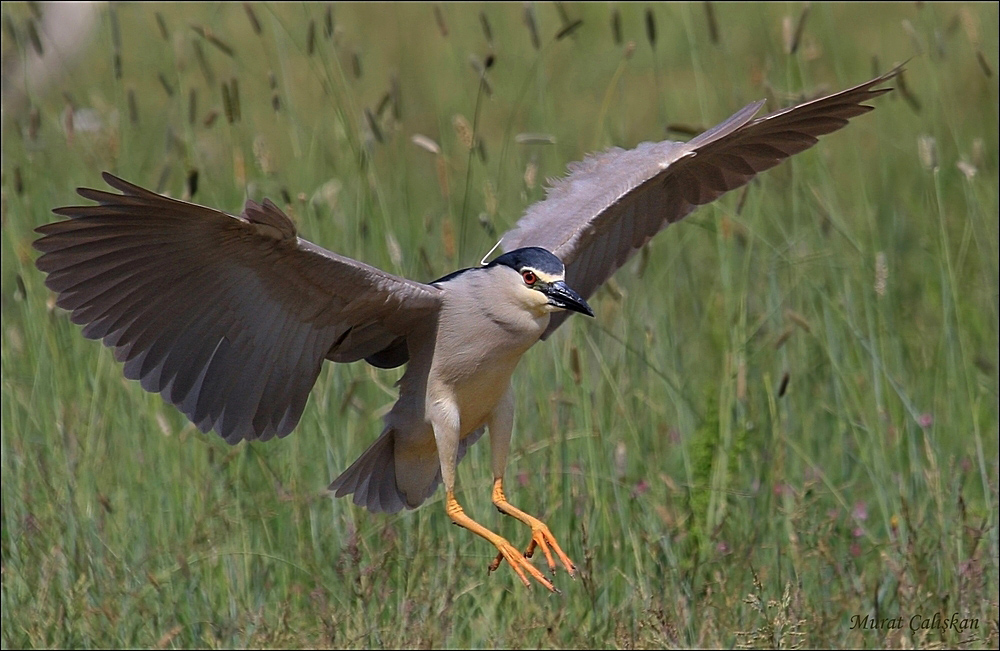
445;490;557;592
488;478;576;578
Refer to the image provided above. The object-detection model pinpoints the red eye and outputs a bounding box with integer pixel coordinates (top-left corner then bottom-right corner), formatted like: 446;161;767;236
522;270;537;285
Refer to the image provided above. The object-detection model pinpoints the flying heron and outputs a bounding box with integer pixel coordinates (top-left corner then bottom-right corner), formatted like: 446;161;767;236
34;66;900;591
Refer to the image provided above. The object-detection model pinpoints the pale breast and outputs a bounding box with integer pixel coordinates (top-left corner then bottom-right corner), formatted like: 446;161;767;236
387;267;550;442
432;269;549;435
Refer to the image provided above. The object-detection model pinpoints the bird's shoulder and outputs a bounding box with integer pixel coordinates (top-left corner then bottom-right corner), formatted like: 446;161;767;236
430;266;482;286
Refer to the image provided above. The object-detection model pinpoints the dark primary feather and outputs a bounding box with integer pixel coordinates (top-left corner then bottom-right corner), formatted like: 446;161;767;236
34;172;441;443
501;66;901;338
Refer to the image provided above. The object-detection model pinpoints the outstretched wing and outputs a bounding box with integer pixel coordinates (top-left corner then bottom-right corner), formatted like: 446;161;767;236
501;66;901;337
34;173;442;443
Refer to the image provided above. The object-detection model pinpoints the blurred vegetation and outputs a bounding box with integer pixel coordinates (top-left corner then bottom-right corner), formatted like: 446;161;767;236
2;2;997;648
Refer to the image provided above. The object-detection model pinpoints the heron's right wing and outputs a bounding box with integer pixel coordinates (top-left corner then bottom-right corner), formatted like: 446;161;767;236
34;173;442;443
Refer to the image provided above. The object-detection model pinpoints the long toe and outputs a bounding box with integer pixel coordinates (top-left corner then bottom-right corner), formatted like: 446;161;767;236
488;537;557;592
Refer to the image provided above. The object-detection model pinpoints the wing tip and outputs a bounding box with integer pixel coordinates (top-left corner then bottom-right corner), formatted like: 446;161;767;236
95;171;129;196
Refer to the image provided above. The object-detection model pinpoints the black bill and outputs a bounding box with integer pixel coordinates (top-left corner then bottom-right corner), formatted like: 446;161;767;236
545;280;594;317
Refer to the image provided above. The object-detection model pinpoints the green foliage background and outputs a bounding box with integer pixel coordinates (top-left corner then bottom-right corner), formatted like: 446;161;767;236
2;3;997;648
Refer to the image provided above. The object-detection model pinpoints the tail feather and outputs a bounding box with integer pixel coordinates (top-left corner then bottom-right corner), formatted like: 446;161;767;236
329;426;487;514
329;428;407;514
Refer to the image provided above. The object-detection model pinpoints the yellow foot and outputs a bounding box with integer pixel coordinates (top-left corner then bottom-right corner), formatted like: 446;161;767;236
489;478;577;579
445;490;557;592
487;533;559;593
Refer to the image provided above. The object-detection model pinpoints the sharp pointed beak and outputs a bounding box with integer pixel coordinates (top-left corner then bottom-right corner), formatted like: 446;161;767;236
545;280;594;317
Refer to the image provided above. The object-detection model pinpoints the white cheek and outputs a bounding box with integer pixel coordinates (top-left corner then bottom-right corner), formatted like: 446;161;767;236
517;285;550;311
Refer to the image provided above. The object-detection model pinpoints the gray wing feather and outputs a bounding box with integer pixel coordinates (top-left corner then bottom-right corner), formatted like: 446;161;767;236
34;173;442;443
502;66;901;338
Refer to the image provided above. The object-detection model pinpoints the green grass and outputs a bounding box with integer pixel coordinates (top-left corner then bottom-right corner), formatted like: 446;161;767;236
2;2;997;648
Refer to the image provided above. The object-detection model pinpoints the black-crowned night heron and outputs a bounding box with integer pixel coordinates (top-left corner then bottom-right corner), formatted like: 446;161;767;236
34;68;899;592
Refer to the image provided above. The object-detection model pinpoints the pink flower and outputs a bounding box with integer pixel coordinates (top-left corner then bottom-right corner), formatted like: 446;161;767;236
852;501;868;522
631;479;650;498
918;413;933;428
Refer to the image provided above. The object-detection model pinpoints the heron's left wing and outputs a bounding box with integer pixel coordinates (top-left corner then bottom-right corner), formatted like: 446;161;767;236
501;66;901;338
